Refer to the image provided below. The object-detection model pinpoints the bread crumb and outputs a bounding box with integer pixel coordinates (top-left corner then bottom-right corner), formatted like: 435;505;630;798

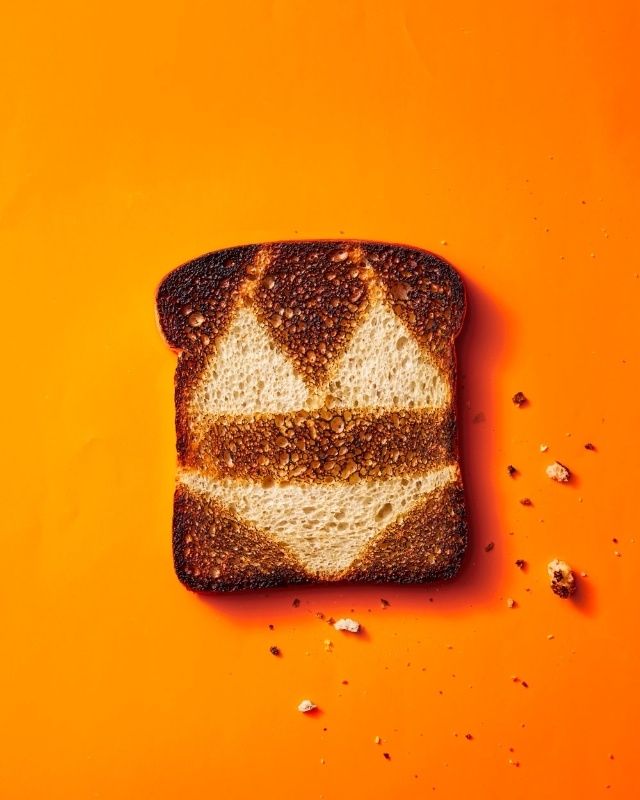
298;699;316;713
292;598;301;607
334;618;360;633
506;598;516;609
465;733;473;740
383;752;391;760
380;598;391;608
374;736;381;744
614;550;622;557
512;391;527;406
515;559;526;569
540;443;549;452
520;497;533;506
548;559;576;598
546;461;571;482
507;464;518;477
547;634;555;640
584;442;596;451
484;542;495;552
323;639;333;652
269;645;281;656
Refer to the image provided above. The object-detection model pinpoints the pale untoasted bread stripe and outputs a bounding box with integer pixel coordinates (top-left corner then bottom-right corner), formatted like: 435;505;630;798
179;464;456;576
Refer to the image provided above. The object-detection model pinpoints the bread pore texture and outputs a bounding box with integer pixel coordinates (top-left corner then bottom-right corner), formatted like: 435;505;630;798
157;240;467;591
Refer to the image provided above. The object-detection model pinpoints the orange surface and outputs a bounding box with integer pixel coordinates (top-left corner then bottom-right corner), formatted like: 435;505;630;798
2;1;639;798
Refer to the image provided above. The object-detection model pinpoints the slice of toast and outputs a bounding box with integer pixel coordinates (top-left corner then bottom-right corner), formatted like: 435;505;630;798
157;241;467;591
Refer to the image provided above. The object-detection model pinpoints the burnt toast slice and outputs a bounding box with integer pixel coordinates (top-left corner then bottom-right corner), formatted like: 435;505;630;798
157;241;467;590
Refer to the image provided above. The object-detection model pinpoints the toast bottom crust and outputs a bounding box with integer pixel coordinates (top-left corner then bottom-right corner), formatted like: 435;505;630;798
172;480;467;592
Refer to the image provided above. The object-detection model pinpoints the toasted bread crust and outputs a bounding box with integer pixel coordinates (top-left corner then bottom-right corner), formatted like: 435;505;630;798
158;240;467;590
185;407;457;484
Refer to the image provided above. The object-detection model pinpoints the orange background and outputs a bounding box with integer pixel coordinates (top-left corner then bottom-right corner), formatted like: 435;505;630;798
2;1;639;798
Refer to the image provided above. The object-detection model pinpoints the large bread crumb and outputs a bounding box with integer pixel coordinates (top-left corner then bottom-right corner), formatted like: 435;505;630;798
547;559;576;598
334;618;361;633
546;461;571;482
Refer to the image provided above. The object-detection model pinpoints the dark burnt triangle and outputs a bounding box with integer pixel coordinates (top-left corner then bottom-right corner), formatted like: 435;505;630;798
184;407;457;484
343;482;467;583
173;483;311;592
252;242;370;386
156;245;260;353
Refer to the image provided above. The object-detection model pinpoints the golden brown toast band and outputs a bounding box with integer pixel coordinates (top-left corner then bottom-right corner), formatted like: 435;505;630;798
183;407;457;483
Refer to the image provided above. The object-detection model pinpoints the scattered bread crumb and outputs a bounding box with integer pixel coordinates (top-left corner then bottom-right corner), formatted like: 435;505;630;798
520;497;533;506
334;618;361;633
380;598;390;608
484;542;495;552
298;699;316;713
515;559;526;569
584;442;596;451
506;598;516;609
547;634;555;640
269;646;281;656
465;733;473;740
507;464;517;477
540;443;549;452
383;752;391;760
512;391;527;406
374;736;381;744
548;559;576;598
614;550;622;557
546;461;571;482
323;639;333;652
